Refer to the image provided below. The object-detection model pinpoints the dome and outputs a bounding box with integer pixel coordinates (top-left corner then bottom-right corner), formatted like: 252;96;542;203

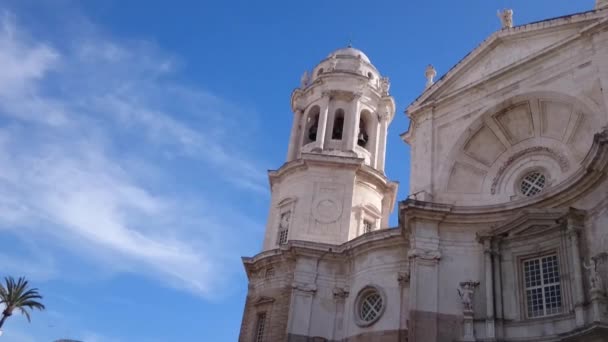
327;47;371;64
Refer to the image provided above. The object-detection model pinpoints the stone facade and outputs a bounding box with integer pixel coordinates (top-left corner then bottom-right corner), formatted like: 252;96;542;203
240;6;608;342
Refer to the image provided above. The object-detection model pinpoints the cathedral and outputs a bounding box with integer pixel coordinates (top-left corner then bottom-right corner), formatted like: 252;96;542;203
239;3;608;341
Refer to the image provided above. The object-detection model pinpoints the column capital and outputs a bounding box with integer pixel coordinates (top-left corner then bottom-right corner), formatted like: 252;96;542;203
332;286;350;300
397;271;411;286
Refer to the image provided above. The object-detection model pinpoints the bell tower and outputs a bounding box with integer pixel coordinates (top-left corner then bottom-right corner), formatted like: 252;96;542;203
261;47;398;250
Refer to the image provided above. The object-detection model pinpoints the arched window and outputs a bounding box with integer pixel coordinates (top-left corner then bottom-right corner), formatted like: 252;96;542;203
317;68;324;76
303;106;320;145
332;109;345;140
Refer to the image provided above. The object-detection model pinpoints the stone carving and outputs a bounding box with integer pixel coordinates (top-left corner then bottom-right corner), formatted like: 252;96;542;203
378;108;391;122
332;286;350;300
397;271;410;286
328;55;338;71
498;9;514;29
458;281;480;312
300;71;311;88
380;77;390;96
425;64;437;88
490;146;569;194
584;254;607;294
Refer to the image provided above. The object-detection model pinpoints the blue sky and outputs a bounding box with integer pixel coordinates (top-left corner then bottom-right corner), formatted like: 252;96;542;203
0;1;591;341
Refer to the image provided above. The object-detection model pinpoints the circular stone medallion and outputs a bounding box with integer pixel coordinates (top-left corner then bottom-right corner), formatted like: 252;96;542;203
312;197;342;223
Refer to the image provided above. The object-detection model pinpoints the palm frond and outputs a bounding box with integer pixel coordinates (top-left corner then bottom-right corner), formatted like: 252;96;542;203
18;307;31;322
0;276;45;323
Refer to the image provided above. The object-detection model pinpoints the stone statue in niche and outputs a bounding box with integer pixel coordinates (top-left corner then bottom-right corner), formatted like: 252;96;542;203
458;281;480;312
328;55;338;71
380;77;390;96
300;71;310;88
584;254;606;293
497;9;514;29
425;64;437;88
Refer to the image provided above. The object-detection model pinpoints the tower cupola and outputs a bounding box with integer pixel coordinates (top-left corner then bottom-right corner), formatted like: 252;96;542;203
288;46;396;171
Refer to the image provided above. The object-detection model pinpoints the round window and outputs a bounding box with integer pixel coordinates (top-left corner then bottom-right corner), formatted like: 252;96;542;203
354;286;386;327
520;171;546;197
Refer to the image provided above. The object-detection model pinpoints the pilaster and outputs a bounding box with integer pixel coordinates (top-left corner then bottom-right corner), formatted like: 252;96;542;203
483;239;496;340
567;222;585;327
491;238;504;339
287;109;304;161
331;286;349;341
408;244;441;342
287;282;317;337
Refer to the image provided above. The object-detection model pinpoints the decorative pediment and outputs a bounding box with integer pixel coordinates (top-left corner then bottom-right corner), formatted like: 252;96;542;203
478;208;585;241
408;11;606;114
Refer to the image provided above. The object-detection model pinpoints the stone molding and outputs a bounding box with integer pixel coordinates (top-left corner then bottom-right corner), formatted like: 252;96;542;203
490;146;570;194
408;248;441;261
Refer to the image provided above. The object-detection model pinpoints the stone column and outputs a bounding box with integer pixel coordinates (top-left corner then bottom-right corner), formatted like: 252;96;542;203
376;110;389;171
567;223;585;327
287;109;304;161
317;94;330;150
345;94;362;151
483;239;496;339
492;238;504;339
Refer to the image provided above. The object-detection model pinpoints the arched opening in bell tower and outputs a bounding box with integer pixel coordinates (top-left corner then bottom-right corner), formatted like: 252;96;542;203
332;109;345;140
303;105;320;145
358;110;372;149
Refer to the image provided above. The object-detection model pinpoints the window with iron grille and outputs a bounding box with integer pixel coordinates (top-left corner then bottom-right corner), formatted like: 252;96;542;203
520;172;546;197
523;254;562;318
360;292;383;322
254;312;266;342
276;211;290;246
363;220;373;234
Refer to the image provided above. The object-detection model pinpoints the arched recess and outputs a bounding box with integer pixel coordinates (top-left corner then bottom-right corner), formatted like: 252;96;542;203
438;91;603;205
303;105;320;145
332;109;345;140
358;109;377;150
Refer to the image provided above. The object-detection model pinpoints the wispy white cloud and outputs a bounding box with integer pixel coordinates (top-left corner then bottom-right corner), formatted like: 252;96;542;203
0;10;265;298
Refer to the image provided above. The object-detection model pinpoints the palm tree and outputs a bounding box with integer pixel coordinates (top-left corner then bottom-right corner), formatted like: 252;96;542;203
0;276;45;329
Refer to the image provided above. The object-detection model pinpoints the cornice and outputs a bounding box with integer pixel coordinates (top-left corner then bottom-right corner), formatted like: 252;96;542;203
269;154;398;194
241;228;407;273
